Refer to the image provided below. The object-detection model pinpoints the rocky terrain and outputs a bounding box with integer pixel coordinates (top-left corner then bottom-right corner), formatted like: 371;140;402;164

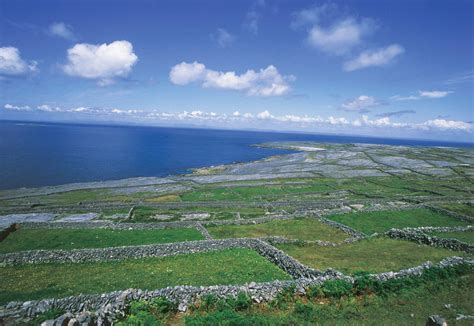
0;142;473;325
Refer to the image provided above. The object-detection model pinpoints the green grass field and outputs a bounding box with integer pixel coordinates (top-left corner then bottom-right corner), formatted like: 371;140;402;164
430;231;474;244
277;237;461;274
438;203;474;217
206;218;349;242
0;228;204;253
326;208;469;235
0;248;290;305
180;181;336;202
179;272;474;326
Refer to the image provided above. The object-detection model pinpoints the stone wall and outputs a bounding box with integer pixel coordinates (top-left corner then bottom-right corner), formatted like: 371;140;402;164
318;217;366;237
0;238;323;280
423;205;474;223
1;256;470;325
385;228;473;253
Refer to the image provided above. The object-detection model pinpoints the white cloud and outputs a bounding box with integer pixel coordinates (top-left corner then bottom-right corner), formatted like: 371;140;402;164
307;18;375;56
391;90;452;101
169;62;292;97
418;90;452;98
4;104;472;134
343;44;404;71
257;110;272;119
4;104;31;111
341;95;381;112
291;3;337;29
421;119;472;131
169;61;207;85
0;47;38;76
210;28;235;48
48;22;76;40
62;40;138;85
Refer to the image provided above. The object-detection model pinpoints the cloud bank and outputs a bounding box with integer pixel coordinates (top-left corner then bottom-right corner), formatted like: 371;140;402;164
4;104;472;134
169;62;293;96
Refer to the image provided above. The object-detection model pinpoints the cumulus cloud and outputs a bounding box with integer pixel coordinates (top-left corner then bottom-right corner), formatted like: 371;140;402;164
391;90;452;101
169;62;206;85
343;44;404;71
62;40;138;86
210;28;235;48
48;22;76;41
307;18;375;56
341;95;382;112
169;61;293;97
0;47;38;76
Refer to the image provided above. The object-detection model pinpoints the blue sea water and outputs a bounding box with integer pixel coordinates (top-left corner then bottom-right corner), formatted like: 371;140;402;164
0;120;472;190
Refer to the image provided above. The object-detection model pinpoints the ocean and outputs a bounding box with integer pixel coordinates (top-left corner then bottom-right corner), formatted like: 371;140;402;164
0;120;472;190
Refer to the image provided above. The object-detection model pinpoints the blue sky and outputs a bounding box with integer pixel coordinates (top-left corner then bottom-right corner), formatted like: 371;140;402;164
0;0;473;141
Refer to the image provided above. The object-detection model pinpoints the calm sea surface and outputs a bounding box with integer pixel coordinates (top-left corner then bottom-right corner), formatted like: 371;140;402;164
0;120;472;190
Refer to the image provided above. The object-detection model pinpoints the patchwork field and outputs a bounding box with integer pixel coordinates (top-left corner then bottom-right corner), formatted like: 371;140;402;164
326;208;469;235
0;248;290;305
206;218;349;242
0;227;204;253
276;237;462;274
0;142;472;324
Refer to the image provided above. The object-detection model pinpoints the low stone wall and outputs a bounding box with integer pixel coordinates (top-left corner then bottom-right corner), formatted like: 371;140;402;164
401;226;473;233
0;238;322;280
200;214;293;226
424;205;474;223
194;222;213;240
318;217;366;237
1;256;470;325
0;224;18;242
385;228;473;253
19;220;198;230
263;235;363;247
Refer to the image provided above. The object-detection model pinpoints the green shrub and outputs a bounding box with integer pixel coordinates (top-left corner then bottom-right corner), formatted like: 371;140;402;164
185;309;277;326
353;271;377;295
269;286;295;309
220;292;252;311
319;279;353;298
27;308;64;325
119;311;161;326
198;294;219;311
148;297;177;316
